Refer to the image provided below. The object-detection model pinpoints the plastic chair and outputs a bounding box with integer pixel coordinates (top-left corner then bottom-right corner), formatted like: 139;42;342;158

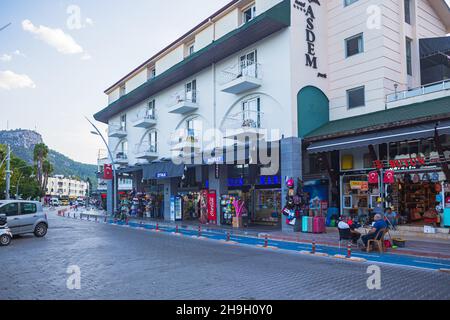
338;228;353;249
367;229;388;254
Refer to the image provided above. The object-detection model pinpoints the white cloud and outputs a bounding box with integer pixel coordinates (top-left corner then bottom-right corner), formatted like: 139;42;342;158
0;70;36;90
22;19;83;55
0;54;12;62
85;18;94;26
81;53;92;60
13;50;26;57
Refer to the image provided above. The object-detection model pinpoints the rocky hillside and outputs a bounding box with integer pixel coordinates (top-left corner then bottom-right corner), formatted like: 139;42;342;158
0;129;97;189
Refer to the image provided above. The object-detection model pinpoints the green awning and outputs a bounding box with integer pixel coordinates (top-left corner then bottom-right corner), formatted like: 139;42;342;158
305;96;450;141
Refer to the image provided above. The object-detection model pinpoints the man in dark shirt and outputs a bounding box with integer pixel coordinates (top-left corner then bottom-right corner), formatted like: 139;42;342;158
359;214;387;250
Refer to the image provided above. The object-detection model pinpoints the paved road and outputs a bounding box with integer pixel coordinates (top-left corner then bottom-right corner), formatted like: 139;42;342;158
1;212;449;300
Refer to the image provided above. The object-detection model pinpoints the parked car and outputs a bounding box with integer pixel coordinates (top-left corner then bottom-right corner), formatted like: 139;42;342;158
50;198;60;207
60;199;69;206
76;199;85;207
0;201;48;237
0;214;12;246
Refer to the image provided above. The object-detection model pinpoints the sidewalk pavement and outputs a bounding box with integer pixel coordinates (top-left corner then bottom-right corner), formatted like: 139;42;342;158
71;208;450;260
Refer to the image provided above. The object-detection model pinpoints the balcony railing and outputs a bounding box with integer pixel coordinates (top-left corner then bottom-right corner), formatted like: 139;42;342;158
108;123;127;138
220;60;262;94
114;152;129;165
133;108;157;128
386;79;450;103
135;143;158;160
168;89;199;114
223;110;266;140
170;129;202;151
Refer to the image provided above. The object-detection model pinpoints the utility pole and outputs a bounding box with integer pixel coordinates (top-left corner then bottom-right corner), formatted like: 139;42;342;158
5;145;11;200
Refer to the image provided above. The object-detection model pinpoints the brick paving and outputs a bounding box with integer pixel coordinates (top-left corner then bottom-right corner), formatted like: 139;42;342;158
1;211;449;300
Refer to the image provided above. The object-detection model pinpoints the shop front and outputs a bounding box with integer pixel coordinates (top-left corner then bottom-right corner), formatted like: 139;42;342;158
336;137;450;227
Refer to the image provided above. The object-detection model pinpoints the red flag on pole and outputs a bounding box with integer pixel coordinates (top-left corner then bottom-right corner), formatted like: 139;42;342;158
104;164;113;180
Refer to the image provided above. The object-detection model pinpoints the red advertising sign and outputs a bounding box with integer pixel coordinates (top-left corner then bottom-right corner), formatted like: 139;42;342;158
207;190;217;224
103;164;113;180
373;157;426;170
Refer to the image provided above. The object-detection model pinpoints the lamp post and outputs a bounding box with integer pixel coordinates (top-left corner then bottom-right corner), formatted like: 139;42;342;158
86;117;118;216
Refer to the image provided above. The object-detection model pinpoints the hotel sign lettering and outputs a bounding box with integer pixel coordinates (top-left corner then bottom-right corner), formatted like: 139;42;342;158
294;0;321;70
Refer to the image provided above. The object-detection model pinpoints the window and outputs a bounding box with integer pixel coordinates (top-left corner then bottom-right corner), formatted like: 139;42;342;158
345;33;364;57
20;203;37;215
147;100;156;119
404;0;411;24
406;37;413;76
347;86;365;109
120;114;127;131
149;131;158;152
0;203;18;217
188;43;195;56
186;118;201;138
119;84;126;97
344;0;359;6
239;50;257;77
185;80;197;103
243;5;256;24
147;66;156;80
242;97;260;128
118;141;128;158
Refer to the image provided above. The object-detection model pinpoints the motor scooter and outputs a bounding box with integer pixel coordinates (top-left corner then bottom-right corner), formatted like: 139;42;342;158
0;214;12;246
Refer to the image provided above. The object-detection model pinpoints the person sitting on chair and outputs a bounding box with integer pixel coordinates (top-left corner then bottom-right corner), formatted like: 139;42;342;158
359;214;387;250
338;217;361;244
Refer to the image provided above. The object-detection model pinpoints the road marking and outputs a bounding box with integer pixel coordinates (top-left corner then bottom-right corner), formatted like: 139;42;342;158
412;260;450;267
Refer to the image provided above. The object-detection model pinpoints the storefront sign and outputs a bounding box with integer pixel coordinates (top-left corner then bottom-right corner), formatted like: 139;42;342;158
373;157;426;170
207;191;217;224
155;172;168;179
350;181;369;191
103;164;113;180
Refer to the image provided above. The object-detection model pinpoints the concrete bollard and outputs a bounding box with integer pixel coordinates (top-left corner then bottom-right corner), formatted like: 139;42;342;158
226;232;231;242
198;225;202;237
311;240;316;254
156;223;159;231
347;243;352;259
176;225;179;234
264;235;268;248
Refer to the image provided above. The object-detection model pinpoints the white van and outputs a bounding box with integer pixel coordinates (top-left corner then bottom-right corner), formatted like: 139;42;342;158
50;198;60;207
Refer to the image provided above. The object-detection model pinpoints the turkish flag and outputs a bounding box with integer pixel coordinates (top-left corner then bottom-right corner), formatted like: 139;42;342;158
368;171;379;184
104;164;113;180
383;170;395;184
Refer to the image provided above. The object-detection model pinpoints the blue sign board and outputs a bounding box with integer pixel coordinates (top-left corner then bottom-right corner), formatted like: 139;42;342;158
156;172;168;179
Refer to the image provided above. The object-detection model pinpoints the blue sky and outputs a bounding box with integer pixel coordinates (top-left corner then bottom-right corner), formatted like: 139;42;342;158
0;0;230;164
1;0;449;164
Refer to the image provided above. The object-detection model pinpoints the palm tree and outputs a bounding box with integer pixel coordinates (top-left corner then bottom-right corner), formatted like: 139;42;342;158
33;143;50;196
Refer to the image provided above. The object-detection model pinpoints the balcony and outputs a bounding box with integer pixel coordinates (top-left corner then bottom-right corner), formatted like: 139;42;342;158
132;109;157;128
108;124;127;138
223;111;266;141
135;144;158;160
170;129;202;152
386;80;450;107
113;153;129;166
168;90;199;114
220;61;262;94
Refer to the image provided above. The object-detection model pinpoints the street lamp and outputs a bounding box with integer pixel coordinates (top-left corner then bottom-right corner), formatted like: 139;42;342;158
86;117;118;216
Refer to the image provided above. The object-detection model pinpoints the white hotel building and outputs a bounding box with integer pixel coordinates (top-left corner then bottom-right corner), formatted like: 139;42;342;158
95;0;450;230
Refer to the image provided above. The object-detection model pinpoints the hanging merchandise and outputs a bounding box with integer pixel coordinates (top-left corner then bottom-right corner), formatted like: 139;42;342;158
435;183;442;193
431;172;440;183
384;170;395;184
422;173;431;182
412;173;420;184
368;171;379;184
404;173;412;184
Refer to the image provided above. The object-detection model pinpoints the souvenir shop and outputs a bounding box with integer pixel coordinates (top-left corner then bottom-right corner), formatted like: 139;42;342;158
220;164;282;227
338;138;450;227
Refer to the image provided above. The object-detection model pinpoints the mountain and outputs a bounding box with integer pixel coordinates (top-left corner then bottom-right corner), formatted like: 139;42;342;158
0;129;97;190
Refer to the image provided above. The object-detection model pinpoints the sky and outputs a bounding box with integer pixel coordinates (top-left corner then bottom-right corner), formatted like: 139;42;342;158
1;0;450;165
0;0;230;164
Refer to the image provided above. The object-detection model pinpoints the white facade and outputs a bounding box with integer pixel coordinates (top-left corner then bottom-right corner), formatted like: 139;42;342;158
46;175;88;198
97;0;450;167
